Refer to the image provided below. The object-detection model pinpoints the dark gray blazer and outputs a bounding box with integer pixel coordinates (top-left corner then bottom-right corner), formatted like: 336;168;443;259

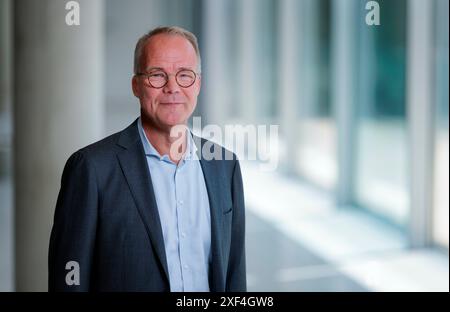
48;119;246;292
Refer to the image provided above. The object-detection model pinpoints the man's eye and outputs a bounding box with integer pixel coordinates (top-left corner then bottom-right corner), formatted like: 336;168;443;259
179;73;194;79
150;73;165;78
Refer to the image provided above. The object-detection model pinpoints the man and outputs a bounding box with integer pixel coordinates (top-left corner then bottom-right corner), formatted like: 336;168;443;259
48;26;246;292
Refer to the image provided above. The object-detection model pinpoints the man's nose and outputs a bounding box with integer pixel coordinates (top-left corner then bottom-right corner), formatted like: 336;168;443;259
163;75;180;93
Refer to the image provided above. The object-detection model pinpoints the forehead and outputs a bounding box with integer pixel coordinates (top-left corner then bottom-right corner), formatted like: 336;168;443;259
141;34;197;70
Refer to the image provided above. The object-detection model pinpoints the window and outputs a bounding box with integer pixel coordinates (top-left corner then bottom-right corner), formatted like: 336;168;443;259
354;0;409;226
432;0;449;249
295;0;336;190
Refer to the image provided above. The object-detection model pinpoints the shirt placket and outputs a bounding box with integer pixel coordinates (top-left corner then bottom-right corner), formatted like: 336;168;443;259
174;160;190;291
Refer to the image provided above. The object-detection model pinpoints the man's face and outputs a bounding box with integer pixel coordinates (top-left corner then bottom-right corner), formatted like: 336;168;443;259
132;34;201;131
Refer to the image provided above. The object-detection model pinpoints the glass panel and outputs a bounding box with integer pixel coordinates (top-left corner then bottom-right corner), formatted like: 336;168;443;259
295;0;336;190
354;0;409;226
432;0;449;248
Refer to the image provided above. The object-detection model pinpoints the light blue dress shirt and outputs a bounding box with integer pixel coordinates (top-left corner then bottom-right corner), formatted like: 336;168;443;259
137;118;211;292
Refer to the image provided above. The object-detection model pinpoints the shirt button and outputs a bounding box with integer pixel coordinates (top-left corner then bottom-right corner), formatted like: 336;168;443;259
179;200;184;206
181;232;186;238
184;265;188;269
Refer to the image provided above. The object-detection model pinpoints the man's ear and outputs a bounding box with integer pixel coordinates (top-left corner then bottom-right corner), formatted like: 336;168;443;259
131;75;140;98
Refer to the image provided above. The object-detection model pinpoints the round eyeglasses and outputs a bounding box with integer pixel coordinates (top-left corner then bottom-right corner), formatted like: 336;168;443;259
136;69;198;88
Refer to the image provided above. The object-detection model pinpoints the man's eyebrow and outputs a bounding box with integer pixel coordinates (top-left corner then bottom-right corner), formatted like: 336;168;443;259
145;67;164;71
146;66;195;71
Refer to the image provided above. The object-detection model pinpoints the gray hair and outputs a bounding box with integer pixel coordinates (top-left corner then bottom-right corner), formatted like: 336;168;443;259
133;26;201;74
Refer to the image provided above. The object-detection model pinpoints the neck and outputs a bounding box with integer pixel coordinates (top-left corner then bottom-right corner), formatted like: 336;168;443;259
141;117;188;164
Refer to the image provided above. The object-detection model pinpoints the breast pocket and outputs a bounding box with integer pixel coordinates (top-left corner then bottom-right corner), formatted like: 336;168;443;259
223;206;233;215
222;204;233;230
221;204;233;256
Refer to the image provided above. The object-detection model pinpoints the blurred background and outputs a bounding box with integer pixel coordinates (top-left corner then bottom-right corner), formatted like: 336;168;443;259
0;0;448;291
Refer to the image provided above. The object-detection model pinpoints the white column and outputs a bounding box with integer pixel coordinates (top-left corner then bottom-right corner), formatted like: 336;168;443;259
278;0;303;173
0;0;13;292
301;0;320;117
406;0;434;248
14;0;104;291
0;0;12;156
331;0;357;205
237;0;259;124
202;0;231;126
432;0;449;248
0;0;12;124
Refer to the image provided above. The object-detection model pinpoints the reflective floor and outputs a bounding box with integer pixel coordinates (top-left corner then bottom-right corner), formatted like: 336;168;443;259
242;162;449;292
246;211;367;291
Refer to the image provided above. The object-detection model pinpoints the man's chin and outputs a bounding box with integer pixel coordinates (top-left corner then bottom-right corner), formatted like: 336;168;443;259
160;117;188;130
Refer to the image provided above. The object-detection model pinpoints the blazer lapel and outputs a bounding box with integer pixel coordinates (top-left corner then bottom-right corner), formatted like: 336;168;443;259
197;138;227;292
116;120;170;284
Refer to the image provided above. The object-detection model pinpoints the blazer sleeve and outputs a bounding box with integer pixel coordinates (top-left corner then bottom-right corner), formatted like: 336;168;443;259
226;159;247;291
48;151;98;292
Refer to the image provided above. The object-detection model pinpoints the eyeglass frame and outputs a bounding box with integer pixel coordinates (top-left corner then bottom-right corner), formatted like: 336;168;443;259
135;68;200;89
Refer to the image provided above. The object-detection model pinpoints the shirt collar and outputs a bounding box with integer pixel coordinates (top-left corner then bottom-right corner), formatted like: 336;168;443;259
137;117;197;162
